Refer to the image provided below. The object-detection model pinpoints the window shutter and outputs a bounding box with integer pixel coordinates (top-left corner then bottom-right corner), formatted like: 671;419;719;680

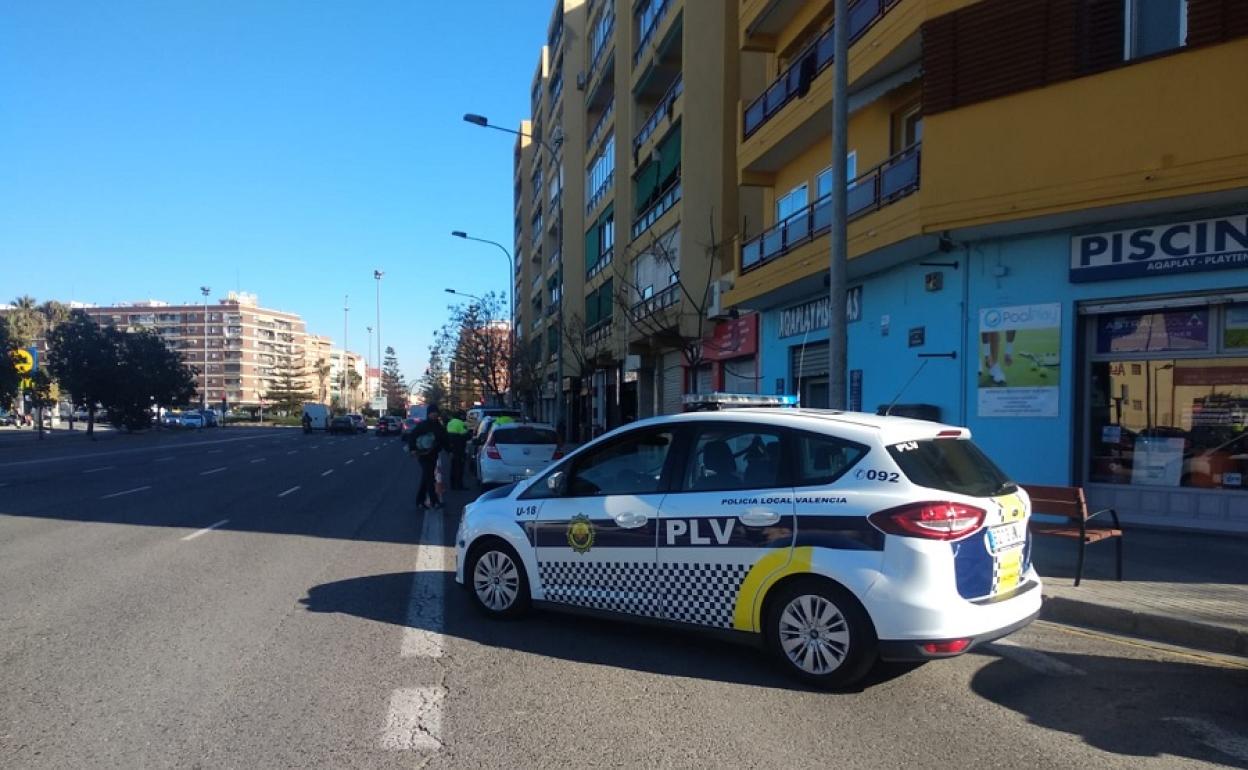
1188;0;1248;47
1077;0;1125;74
585;223;600;273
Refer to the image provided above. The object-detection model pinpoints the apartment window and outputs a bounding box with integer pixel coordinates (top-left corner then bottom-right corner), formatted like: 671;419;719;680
586;135;615;210
776;184;808;221
642;285;654;299
816;151;858;197
590;5;615;66
1124;0;1187;59
892;104;923;154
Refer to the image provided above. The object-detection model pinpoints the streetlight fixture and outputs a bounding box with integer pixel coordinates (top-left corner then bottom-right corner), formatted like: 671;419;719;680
463;111;564;430
200;286;211;410
342;294;350;413
373;269;384;403
445;288;484;303
450;230;513;325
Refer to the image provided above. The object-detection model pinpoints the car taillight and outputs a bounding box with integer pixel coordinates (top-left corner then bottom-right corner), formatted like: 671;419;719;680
552;446;564;460
868;502;986;541
922;639;971;655
485;445;502;460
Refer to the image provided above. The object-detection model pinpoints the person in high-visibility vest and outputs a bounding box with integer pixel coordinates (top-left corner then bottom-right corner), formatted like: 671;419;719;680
446;412;469;490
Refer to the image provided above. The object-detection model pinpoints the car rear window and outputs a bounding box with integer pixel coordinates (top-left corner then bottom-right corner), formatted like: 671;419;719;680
887;438;1016;498
494;427;557;445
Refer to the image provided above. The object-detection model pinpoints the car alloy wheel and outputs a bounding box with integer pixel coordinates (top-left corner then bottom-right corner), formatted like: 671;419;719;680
472;550;521;612
778;594;851;675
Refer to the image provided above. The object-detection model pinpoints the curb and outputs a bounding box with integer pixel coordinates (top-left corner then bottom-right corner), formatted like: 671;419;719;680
1041;594;1248;658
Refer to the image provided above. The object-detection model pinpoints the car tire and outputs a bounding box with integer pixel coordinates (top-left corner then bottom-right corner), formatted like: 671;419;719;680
764;576;877;690
465;539;530;619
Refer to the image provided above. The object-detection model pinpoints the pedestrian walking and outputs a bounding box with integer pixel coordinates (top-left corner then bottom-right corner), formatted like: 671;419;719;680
446;411;469;490
407;404;450;510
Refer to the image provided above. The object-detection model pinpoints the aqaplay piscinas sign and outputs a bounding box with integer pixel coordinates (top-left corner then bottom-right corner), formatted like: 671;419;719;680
1070;213;1248;283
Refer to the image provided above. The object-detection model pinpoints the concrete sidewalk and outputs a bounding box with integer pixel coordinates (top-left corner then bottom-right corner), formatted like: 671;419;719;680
1033;526;1247;657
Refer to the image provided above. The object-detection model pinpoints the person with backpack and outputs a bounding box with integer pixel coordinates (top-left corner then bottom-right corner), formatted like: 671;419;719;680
407;404;450;510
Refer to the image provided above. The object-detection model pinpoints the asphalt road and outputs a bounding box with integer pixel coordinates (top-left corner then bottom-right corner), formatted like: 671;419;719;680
0;427;1245;769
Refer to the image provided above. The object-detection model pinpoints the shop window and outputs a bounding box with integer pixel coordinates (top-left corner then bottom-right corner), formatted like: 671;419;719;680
1094;308;1210;354
1124;0;1187;60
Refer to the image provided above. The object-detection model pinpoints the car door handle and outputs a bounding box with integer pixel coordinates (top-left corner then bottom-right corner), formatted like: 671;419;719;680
739;509;781;527
613;511;648;529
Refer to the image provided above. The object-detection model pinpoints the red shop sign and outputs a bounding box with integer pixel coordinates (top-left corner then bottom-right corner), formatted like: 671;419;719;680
701;313;758;362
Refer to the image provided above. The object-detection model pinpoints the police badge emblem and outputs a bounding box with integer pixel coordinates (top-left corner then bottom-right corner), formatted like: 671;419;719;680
566;513;595;554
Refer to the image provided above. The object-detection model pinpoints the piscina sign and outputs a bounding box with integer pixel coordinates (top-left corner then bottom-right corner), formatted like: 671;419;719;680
1070;214;1248;283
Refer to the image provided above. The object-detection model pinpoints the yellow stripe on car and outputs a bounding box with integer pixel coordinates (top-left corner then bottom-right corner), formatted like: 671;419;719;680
732;546;812;632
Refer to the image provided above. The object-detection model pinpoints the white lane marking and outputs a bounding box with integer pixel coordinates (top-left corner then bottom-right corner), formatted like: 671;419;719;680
380;687;445;751
250;458;267;463
0;432;286;469
310;445;320;449
1164;717;1248;763
286;450;298;455
344;459;354;465
984;638;1086;677
181;519;229;541
278;485;301;498
364;451;372;457
401;512;446;658
154;456;175;462
83;466;115;474
99;485;151;500
200;467;228;476
207;449;224;454
321;469;334;477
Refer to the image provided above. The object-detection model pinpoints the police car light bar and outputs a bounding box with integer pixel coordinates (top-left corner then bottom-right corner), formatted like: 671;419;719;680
681;392;799;411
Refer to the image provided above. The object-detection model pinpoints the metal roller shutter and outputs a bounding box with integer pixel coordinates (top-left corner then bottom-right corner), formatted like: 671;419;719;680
723;356;758;393
660;351;684;415
790;343;829;381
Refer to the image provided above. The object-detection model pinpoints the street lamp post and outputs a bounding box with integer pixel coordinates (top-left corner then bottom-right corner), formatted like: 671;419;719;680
463;112;564;435
342;294;350;413
445;288;484;303
200;286;211;411
374;269;383;402
451;231;513;328
366;325;373;411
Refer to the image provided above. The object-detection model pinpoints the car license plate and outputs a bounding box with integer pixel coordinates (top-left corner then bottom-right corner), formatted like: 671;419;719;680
987;521;1026;553
511;473;530;481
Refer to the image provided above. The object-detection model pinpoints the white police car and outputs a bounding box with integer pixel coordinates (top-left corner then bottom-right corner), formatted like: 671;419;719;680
455;395;1040;688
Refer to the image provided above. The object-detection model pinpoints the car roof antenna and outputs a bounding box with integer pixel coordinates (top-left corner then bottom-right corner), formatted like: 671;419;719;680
883;359;930;416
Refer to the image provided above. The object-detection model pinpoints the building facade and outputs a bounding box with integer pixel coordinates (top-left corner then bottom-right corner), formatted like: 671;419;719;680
512;0;741;441
725;0;1248;532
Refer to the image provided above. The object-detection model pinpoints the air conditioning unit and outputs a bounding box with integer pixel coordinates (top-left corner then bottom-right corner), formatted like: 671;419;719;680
707;279;732;320
575;71;587;90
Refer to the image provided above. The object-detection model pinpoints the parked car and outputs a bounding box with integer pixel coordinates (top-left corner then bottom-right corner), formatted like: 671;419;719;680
0;410;16;427
466;406;522;435
162;411;182;427
328;415;356;435
347;413;367;433
476;422;564;487
456;404;1039;689
180;412;205;429
375;415;402;436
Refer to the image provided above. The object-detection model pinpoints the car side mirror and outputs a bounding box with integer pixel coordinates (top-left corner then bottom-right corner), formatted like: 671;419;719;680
547;471;566;495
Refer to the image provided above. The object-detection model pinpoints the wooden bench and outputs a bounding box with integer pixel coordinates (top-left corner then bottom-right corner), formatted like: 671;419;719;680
1023;484;1123;587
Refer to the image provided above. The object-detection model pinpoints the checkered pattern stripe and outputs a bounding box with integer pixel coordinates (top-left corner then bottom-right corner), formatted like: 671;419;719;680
991;546;1025;595
658;563;750;628
539;561;661;617
537;560;752;628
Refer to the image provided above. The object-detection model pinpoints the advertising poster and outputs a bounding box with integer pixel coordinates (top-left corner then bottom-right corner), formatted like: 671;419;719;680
1131;436;1186;487
977;303;1061;418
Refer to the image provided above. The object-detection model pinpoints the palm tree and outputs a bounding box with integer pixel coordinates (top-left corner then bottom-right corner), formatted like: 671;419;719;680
7;295;42;345
315;358;331;403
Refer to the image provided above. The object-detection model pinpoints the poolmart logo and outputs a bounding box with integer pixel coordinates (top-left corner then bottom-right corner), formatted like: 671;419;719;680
1070;213;1248;282
980;304;1060;331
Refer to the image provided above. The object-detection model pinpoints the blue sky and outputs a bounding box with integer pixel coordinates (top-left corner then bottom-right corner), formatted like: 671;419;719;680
0;1;547;382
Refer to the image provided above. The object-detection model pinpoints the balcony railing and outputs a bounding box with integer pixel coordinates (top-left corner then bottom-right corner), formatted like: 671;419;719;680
631;176;681;240
586;98;615;150
587;245;614;279
633;0;670;67
589;11;615;77
585;319;613;345
629;283;680;322
742;0;901;139
633;75;682;156
740;144;920;273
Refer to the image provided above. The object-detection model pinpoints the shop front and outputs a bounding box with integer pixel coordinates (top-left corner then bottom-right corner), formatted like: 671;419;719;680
688;312;761;395
754;208;1248;532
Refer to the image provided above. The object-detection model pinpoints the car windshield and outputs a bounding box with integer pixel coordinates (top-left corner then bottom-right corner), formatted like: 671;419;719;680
887;438;1016;498
493;427;557;445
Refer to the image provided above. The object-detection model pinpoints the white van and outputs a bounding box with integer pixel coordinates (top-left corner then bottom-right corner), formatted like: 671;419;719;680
301;403;330;430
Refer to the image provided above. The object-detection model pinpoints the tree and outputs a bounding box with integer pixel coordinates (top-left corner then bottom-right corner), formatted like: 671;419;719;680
6;295;42;346
46;311;117;436
418;345;450;407
381;346;407;413
313;357;332;403
106;330;197;431
435;292;510;408
0;322;21;411
264;354;314;414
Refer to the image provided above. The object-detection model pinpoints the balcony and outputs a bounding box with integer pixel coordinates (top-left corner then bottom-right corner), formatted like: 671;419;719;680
585;320;612;346
633;75;682;157
587;245;614;280
589;9;615;79
586;98;615;151
632;176;681;240
740;144;920;272
742;0;901;139
586;170;614;215
633;0;671;67
629;283;680;322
